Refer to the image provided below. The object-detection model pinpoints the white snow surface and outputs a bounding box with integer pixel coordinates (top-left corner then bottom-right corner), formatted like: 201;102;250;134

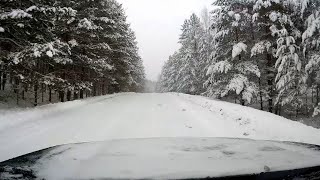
32;138;320;179
1;93;320;163
232;42;247;58
46;50;53;57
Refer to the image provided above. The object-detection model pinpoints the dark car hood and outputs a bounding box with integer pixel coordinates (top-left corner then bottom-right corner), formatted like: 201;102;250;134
1;137;320;180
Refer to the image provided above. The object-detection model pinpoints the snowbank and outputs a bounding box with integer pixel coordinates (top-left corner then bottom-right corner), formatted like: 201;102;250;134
175;93;320;145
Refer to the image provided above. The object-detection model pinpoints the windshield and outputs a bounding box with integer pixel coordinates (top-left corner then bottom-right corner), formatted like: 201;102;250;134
0;0;320;179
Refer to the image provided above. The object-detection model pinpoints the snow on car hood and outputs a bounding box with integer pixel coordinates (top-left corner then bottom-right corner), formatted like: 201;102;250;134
1;137;320;180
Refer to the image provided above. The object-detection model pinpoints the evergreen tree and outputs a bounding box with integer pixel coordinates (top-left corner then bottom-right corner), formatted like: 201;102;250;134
0;0;145;106
158;0;320;118
205;0;260;105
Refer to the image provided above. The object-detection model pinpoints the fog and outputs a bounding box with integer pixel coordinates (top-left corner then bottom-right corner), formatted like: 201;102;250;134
118;0;213;81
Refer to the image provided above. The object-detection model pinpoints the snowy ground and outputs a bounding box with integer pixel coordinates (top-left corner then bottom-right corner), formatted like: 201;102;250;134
1;93;320;162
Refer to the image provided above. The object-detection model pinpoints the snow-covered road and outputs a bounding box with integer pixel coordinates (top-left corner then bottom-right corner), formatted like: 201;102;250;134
1;93;320;162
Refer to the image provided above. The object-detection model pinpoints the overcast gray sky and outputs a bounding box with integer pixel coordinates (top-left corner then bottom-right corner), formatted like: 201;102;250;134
117;0;213;81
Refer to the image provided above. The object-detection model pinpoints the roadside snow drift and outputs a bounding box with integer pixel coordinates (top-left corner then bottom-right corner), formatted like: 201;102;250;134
1;93;320;162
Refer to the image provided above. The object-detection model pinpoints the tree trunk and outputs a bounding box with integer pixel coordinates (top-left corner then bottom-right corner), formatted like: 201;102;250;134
317;87;319;105
22;89;25;100
34;83;38;106
15;78;19;105
267;53;273;113
2;73;7;90
316;87;319;106
264;16;273;113
274;104;278;115
240;99;245;106
80;67;85;98
93;84;97;96
80;89;84;99
67;90;71;101
103;82;107;95
278;105;281;116
59;91;65;102
74;91;78;100
0;69;2;91
9;70;13;84
267;85;273;113
16;89;19;105
49;88;52;102
312;87;314;103
41;84;44;103
259;78;263;110
235;26;244;106
22;85;27;100
306;92;308;116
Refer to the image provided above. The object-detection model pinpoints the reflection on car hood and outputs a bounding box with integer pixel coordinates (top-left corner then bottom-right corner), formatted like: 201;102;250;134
1;137;320;180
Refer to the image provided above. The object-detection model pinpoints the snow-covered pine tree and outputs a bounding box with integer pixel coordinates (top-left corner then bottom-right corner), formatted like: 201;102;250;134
68;0;118;97
157;51;184;92
265;0;307;115
251;0;290;113
157;55;174;92
0;0;145;105
158;14;206;94
199;8;216;95
301;0;320;116
101;1;145;93
60;0;144;97
205;0;260;105
176;14;205;94
0;0;75;105
158;0;320;118
123;28;146;92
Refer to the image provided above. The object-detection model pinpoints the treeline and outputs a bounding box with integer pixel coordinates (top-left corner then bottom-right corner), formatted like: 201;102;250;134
0;0;145;106
158;0;320;117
